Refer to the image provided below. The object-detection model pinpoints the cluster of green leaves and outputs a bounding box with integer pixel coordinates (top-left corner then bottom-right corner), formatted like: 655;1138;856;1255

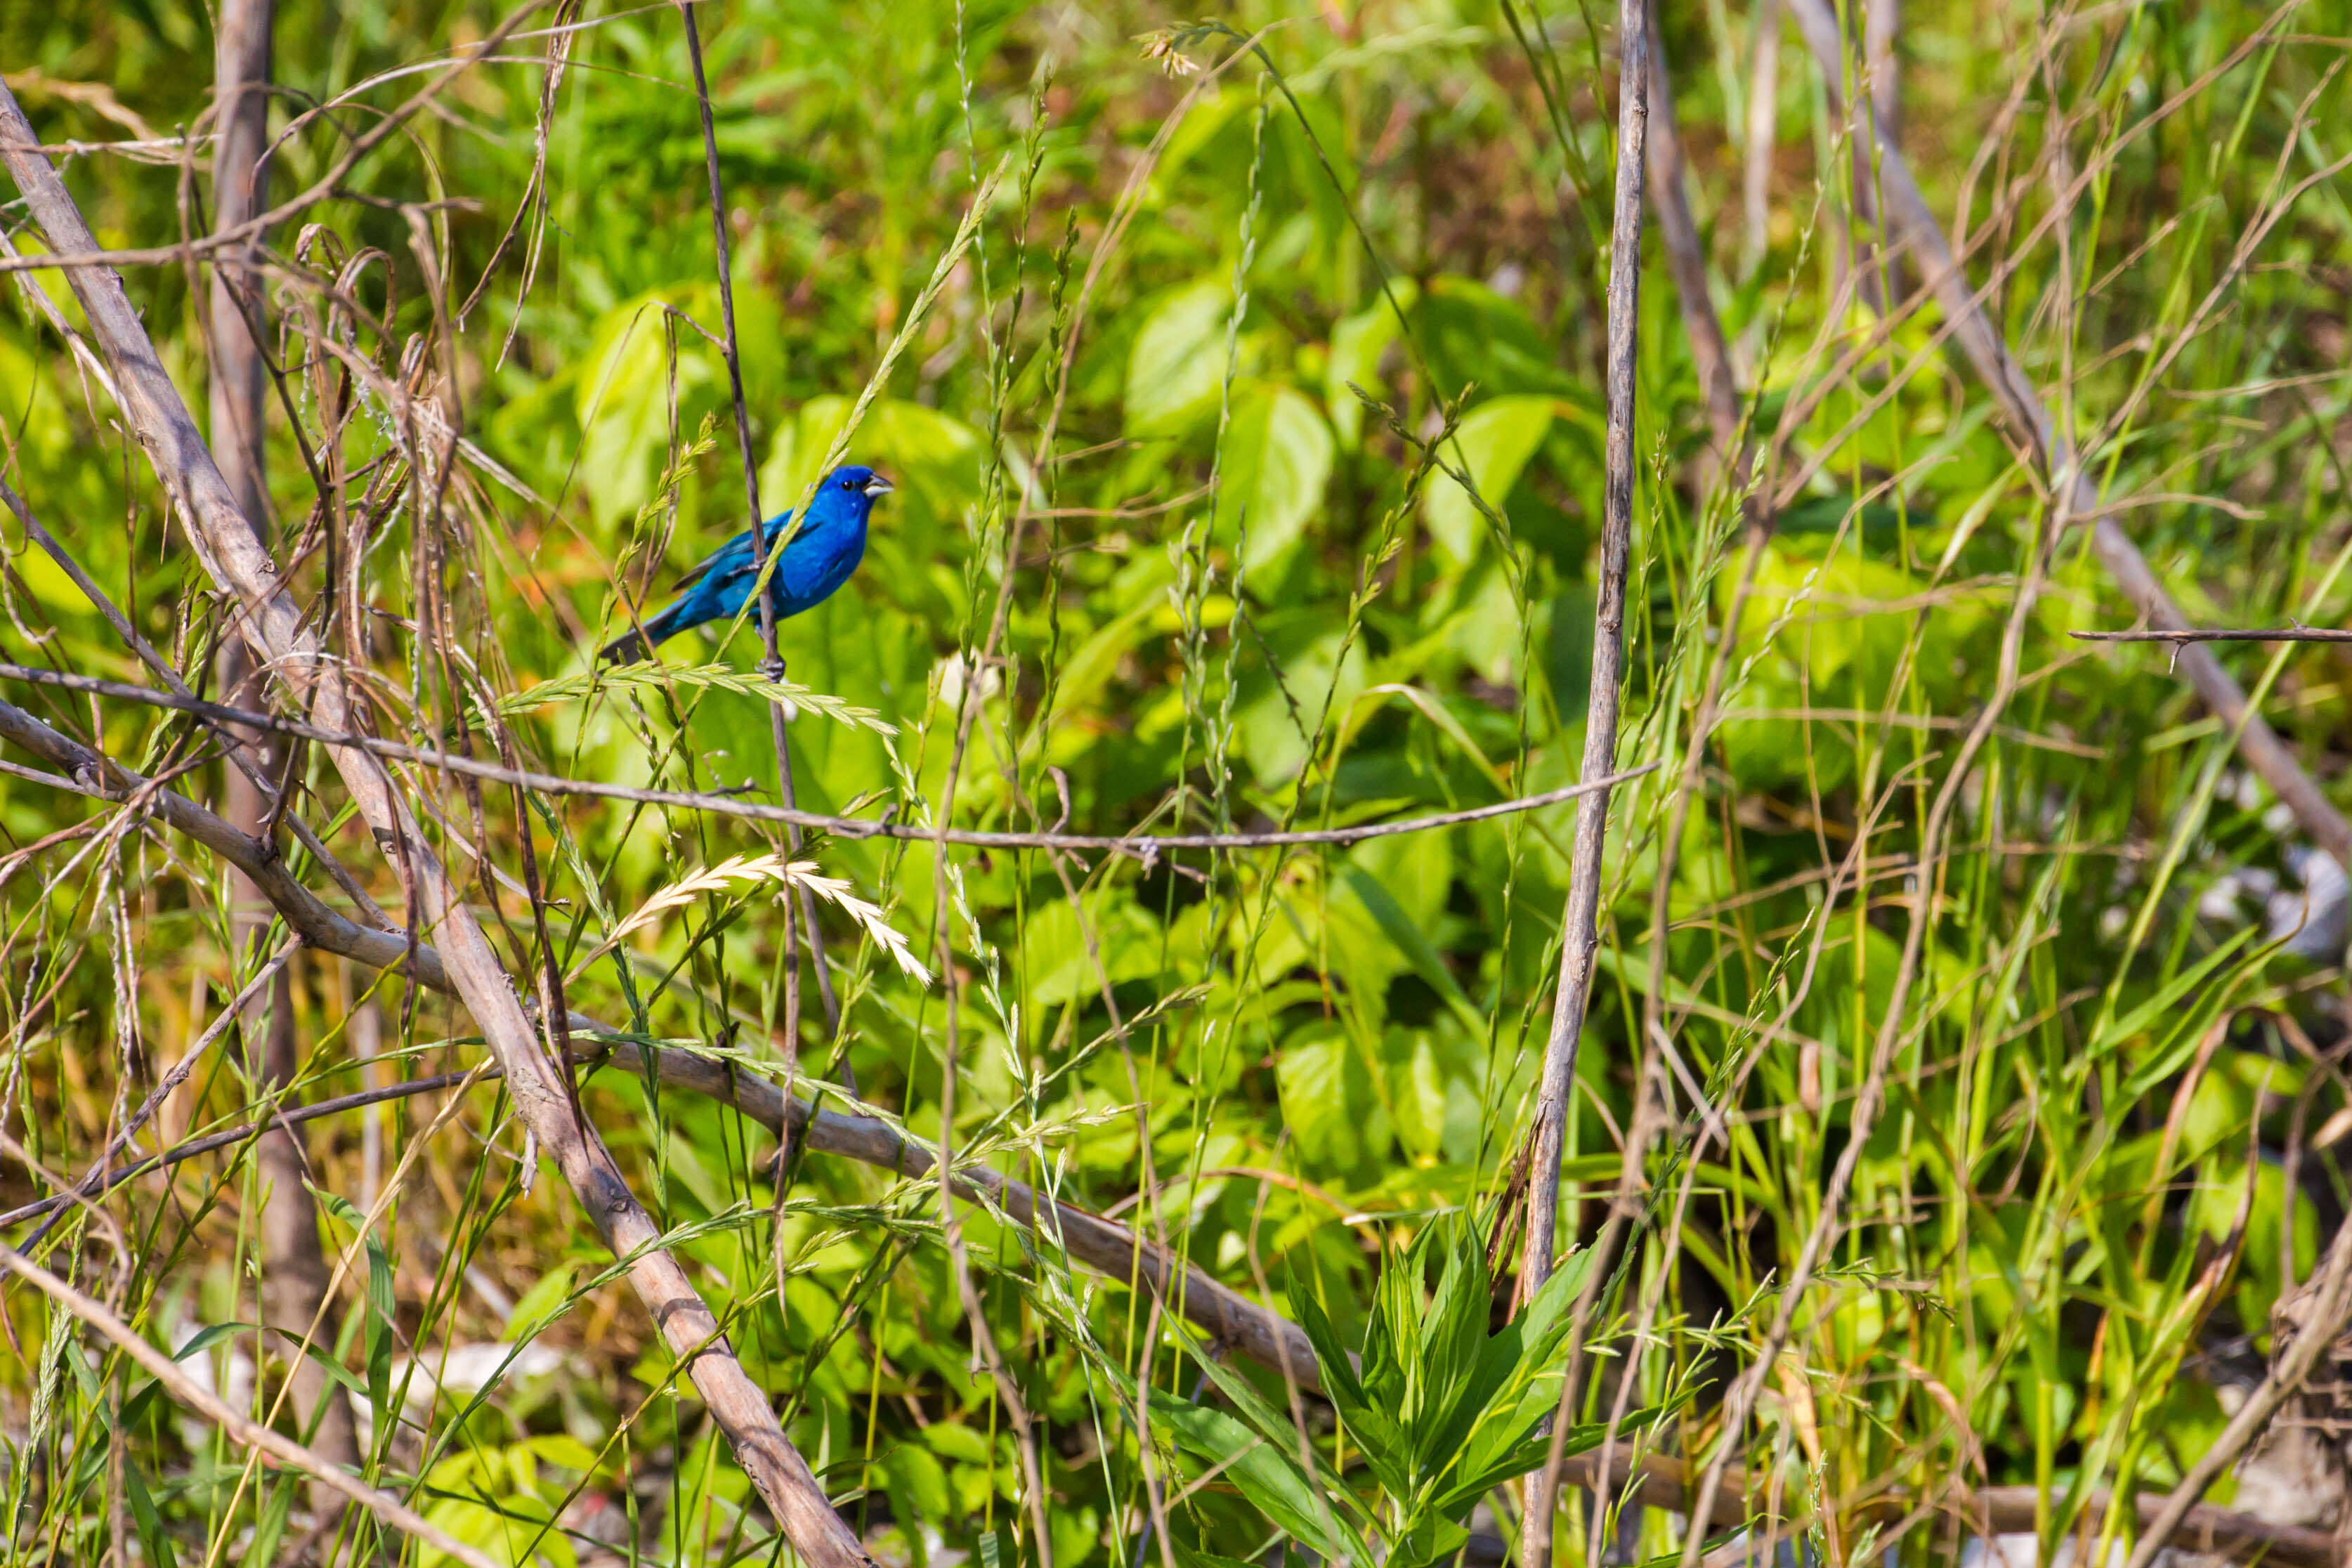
1151;1220;1623;1568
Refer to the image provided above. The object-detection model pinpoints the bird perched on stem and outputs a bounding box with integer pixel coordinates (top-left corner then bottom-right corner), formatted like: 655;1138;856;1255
599;464;892;663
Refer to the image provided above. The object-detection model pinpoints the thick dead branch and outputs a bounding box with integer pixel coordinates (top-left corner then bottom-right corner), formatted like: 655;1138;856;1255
205;0;362;1497
0;84;875;1568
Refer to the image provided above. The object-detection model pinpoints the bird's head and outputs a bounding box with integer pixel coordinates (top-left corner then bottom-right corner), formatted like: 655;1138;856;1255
809;464;894;528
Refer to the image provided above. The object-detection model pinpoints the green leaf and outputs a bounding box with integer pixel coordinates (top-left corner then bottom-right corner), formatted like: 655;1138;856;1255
1173;1548;1265;1568
1127;280;1232;437
1432;1250;1593;1484
175;1323;370;1402
2103;927;2255;1090
1387;1506;1472;1568
1217;384;1335;572
1153;1394;1364;1562
1431;1420;1620;1514
504;1262;585;1343
247;1481;296;1568
1291;1286;1411;1498
1421;396;1555;563
1328;282;1418;449
1411;1217;1491;1463
363;1233;397;1415
124;1463;177;1568
1274;1026;1387;1174
1340;864;1482;1031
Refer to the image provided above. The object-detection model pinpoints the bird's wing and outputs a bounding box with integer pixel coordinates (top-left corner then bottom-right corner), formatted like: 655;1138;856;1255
670;528;757;592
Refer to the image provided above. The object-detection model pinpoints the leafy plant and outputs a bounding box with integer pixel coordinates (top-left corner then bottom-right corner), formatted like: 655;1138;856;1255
1156;1217;1638;1568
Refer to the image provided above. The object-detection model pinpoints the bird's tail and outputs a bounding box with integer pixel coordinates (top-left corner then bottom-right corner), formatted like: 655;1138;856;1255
599;601;683;665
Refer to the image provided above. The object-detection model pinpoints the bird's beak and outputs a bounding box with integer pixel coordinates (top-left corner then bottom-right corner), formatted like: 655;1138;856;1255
863;474;896;497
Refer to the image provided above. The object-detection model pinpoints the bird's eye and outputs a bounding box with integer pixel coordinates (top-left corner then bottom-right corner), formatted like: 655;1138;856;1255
839;477;854;490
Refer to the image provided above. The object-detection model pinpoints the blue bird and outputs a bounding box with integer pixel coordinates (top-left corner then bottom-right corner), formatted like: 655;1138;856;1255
600;464;892;663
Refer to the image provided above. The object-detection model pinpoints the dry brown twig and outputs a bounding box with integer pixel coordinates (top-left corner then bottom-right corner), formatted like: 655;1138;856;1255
0;81;877;1568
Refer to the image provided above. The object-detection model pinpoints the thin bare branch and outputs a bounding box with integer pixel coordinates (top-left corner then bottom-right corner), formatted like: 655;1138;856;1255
0;660;1658;854
0;1243;502;1568
2072;627;2352;644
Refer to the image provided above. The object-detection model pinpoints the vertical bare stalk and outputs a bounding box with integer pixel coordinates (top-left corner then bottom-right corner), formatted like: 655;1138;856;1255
205;0;362;1498
0;84;876;1568
1641;17;1740;469
1864;0;1900;150
674;0;840;1076
1741;0;1782;273
1520;0;1649;1559
1847;0;1902;315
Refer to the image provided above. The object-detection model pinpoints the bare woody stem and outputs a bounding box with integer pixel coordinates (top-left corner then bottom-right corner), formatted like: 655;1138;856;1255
204;0;365;1497
0;83;875;1568
1519;0;1648;1562
673;0;837;1060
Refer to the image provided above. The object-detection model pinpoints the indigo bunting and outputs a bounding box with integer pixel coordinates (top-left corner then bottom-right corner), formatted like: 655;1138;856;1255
600;464;892;662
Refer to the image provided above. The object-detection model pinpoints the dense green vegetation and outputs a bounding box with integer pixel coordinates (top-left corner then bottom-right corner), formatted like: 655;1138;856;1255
4;0;2350;1564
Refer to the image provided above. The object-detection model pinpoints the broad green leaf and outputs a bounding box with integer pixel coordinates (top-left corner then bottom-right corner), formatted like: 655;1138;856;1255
1327;282;1418;449
1217;384;1335;572
882;1442;952;1523
1127;280;1231;437
1152;1394;1366;1562
503;1263;585;1342
1274;1028;1388;1175
759;394;985;518
1421;396;1555;563
576;288;712;528
1339;865;1480;1031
